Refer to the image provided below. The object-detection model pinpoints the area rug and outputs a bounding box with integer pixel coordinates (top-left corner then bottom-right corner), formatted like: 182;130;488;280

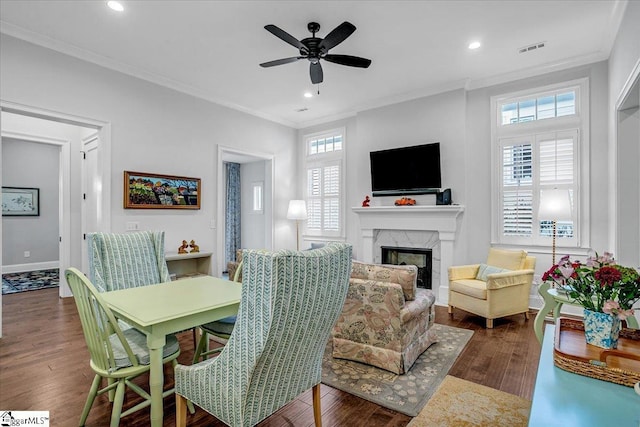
321;324;474;416
2;269;59;294
407;375;531;427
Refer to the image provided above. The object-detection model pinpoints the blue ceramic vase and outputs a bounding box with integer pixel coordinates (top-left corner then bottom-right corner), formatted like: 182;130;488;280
583;308;621;349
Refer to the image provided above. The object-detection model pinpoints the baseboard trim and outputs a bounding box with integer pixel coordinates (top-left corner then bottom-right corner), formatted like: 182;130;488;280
2;261;59;274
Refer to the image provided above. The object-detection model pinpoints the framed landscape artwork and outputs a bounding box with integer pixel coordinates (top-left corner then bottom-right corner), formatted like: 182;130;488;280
124;171;201;209
2;187;40;216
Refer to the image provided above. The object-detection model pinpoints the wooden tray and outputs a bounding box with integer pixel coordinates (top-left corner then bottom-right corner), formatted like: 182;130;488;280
553;317;640;387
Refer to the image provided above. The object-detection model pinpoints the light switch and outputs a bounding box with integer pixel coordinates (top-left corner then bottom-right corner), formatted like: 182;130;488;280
126;222;140;231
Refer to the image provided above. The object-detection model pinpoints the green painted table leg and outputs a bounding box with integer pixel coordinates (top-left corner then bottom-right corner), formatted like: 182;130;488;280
534;282;556;344
553;301;564;319
148;338;165;427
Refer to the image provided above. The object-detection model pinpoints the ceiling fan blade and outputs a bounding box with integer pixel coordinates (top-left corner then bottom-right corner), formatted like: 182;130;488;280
324;54;372;68
264;24;309;53
319;21;356;51
259;57;303;67
310;62;323;84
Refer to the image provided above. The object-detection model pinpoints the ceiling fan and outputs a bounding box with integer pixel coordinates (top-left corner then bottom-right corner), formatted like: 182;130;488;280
260;21;372;84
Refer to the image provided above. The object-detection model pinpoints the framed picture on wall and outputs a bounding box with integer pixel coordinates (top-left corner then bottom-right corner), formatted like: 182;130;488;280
124;171;201;209
2;187;40;216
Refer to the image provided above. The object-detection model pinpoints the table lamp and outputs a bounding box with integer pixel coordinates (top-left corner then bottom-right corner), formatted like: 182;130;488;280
287;200;307;251
538;189;572;265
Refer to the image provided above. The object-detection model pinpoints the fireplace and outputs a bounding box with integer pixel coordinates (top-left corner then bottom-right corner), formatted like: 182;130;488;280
381;246;432;289
352;205;464;305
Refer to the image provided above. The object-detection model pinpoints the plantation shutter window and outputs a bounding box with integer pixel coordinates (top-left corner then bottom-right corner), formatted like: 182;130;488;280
501;140;533;237
537;131;577;239
304;128;345;238
492;79;586;249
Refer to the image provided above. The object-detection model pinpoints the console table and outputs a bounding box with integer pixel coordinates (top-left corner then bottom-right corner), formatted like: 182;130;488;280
528;324;639;426
534;281;639;343
165;251;213;279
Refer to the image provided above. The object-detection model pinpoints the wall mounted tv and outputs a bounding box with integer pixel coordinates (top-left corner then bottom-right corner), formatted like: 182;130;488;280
369;142;441;197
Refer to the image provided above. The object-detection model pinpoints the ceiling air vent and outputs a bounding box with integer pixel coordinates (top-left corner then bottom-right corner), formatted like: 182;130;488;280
518;42;546;54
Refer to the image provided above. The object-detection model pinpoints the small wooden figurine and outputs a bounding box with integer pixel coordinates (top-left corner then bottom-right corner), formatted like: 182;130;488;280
178;240;189;254
362;195;370;207
189;240;200;253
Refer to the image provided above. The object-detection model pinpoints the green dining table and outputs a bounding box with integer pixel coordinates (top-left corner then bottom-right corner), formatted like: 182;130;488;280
101;275;242;427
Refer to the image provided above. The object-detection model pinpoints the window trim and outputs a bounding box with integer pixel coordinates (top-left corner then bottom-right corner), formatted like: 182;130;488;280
490;78;590;250
303;127;346;239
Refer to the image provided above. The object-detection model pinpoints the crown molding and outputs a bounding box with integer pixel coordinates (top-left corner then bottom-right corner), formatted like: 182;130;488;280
0;21;297;129
465;51;609;91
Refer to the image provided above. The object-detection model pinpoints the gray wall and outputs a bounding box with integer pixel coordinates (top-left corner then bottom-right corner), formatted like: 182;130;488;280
2;139;59;266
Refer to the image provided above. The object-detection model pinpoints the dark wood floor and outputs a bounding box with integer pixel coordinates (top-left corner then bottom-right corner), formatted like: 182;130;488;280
0;288;543;426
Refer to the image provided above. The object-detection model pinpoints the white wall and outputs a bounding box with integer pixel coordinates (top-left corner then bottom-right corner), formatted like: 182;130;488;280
467;61;610;278
300;62;610;296
0;34;297;273
240;160;266;249
607;0;640;325
298;91;467;261
608;0;640;263
2;139;59;266
608;1;640;110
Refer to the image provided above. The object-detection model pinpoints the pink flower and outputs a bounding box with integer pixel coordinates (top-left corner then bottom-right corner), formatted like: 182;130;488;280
559;264;575;280
603;300;620;314
603;300;634;320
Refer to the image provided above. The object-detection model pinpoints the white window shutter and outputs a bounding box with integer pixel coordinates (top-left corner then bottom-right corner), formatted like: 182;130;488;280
539;134;574;185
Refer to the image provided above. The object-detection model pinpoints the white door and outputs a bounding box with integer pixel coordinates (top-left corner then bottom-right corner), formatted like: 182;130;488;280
81;133;100;274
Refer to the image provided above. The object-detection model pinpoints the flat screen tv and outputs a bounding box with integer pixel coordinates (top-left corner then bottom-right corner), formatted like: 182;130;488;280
369;142;441;197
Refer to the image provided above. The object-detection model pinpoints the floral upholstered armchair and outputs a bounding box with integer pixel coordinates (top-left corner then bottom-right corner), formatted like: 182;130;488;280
331;260;437;374
226;249;243;282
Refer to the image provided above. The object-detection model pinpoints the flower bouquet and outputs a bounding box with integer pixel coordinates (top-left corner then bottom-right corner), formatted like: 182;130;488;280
542;252;640;348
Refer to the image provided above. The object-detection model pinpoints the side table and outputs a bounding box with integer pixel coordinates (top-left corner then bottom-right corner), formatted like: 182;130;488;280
528;324;640;426
534;281;639;343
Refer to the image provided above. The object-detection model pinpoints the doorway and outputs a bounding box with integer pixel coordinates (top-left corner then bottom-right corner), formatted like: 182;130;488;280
216;146;274;276
0;102;111;337
615;61;640;267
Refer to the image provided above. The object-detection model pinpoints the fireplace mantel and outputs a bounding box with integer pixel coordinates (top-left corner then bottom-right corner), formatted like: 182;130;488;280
352;205;465;304
352;205;464;233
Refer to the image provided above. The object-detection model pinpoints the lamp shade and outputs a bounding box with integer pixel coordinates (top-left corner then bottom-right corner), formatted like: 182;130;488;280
539;189;572;221
287;200;307;220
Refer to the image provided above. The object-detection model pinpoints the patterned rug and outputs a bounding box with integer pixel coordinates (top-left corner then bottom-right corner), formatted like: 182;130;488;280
407;375;531;427
321;324;474;416
2;269;59;294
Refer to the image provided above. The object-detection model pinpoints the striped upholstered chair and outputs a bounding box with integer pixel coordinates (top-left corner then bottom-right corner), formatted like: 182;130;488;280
174;243;353;427
87;231;171;293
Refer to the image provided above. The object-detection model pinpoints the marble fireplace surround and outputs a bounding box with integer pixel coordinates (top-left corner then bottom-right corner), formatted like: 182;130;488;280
352;205;464;305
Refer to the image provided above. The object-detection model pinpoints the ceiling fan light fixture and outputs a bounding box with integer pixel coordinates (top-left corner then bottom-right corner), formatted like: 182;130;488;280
107;1;124;12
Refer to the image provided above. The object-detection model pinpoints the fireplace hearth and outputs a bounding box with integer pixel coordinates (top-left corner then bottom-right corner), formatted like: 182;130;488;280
381;246;432;289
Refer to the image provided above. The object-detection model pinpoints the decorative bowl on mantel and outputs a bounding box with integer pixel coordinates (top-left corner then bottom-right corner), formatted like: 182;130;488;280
394;197;416;206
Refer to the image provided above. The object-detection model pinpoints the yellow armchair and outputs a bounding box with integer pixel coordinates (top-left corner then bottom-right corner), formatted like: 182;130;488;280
448;248;536;328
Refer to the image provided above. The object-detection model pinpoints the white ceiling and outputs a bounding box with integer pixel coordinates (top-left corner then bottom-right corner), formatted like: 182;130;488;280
0;0;626;128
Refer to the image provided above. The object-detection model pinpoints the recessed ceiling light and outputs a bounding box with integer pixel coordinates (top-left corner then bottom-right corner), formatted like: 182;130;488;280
107;1;124;12
468;41;481;50
303;92;313;98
